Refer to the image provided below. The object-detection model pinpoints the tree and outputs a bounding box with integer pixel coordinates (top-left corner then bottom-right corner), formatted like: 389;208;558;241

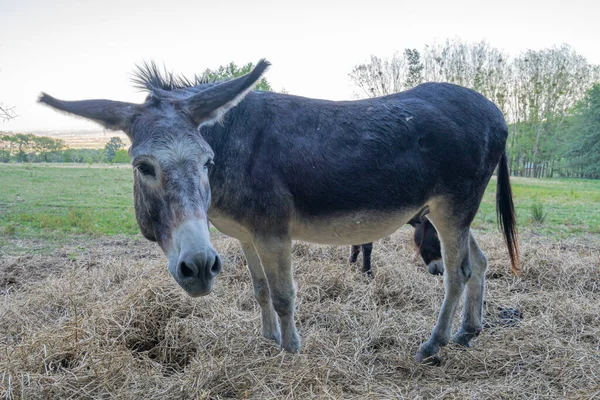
0;103;16;122
565;84;600;177
349;52;408;97
0;132;66;162
63;148;83;163
34;136;66;162
349;40;511;104
404;49;424;88
104;137;126;162
1;62;17;121
112;149;131;163
508;45;597;176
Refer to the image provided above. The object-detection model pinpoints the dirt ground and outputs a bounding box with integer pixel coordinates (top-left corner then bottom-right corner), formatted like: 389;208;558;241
1;229;599;399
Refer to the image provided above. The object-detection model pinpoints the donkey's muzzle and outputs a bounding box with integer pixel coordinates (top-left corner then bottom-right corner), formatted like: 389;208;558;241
427;259;444;276
174;248;222;297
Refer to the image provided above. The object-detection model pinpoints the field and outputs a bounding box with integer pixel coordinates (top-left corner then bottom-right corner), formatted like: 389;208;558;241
1;164;599;399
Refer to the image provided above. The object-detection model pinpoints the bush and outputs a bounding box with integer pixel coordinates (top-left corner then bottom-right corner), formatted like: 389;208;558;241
113;149;131;164
530;201;547;225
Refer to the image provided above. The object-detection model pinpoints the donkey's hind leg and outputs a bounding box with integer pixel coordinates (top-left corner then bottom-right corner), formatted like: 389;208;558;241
350;244;374;278
240;241;281;344
453;232;488;347
361;243;373;277
416;211;472;364
252;235;300;353
349;245;361;263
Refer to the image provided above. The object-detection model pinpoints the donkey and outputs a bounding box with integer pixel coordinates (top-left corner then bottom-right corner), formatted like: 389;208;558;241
410;217;444;275
39;60;519;364
350;216;443;277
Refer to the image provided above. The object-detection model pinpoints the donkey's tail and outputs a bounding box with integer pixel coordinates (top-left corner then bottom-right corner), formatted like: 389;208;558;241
496;151;520;276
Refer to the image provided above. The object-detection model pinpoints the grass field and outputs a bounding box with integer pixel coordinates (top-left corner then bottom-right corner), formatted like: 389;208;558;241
0;164;138;241
1;163;599;399
475;176;600;238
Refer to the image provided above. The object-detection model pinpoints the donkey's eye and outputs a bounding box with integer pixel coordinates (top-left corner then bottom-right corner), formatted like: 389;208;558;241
137;163;156;178
203;159;214;170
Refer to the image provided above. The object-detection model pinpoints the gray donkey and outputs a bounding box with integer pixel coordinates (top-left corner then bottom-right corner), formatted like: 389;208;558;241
39;60;519;364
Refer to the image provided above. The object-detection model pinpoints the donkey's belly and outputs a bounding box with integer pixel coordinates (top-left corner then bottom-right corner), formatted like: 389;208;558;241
209;209;418;245
290;210;417;245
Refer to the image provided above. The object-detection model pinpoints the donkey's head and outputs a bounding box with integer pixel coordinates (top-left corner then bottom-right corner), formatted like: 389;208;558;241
39;60;270;297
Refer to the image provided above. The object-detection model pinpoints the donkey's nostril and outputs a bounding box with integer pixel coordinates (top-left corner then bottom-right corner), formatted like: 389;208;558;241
180;261;195;278
210;255;222;276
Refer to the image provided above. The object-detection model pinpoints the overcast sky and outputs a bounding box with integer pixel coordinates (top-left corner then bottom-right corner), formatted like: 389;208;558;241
1;0;599;131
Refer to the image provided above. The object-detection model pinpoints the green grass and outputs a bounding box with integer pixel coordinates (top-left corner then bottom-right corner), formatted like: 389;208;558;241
1;164;599;241
472;176;600;238
0;164;138;239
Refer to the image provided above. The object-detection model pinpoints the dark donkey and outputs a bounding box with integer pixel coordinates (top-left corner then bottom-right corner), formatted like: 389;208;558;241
39;60;519;364
350;216;443;277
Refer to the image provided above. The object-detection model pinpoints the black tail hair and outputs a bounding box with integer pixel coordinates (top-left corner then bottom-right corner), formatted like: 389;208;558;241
496;151;520;276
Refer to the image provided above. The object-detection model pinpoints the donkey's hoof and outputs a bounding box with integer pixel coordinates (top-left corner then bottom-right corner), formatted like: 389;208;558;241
416;351;441;366
263;329;281;345
282;343;301;353
281;333;301;353
428;259;444;275
452;328;481;347
416;343;441;365
363;270;374;280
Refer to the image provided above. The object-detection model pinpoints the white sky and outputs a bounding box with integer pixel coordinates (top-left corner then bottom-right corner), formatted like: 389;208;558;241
1;0;599;131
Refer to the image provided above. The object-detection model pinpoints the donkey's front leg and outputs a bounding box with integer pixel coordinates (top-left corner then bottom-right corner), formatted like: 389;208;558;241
252;235;300;353
240;241;281;344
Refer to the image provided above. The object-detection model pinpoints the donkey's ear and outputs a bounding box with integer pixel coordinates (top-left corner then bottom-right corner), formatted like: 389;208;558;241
38;93;139;135
181;59;270;127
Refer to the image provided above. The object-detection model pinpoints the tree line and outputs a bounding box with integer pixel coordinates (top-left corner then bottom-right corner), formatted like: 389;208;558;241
0;133;129;164
349;39;600;178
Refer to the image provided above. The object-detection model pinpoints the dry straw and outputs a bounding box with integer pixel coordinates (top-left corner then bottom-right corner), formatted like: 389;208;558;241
1;229;599;399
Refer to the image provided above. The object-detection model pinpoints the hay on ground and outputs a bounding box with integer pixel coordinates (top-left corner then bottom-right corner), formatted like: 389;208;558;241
1;228;599;399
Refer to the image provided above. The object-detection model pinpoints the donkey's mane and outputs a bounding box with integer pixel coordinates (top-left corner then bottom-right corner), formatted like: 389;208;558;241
132;61;217;95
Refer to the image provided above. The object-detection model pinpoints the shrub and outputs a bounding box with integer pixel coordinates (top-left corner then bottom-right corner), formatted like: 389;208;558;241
530;201;546;225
